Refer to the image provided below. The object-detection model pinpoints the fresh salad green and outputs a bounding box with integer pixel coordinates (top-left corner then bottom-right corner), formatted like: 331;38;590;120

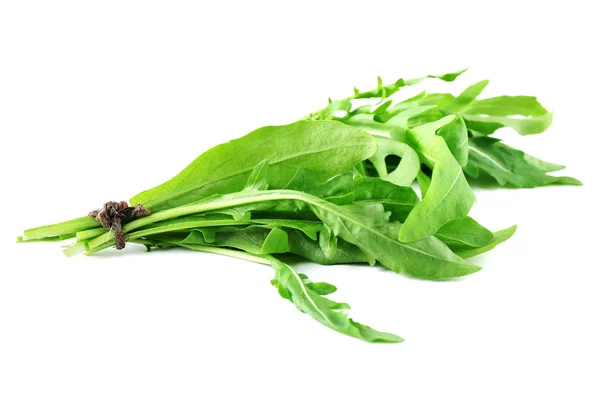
18;70;579;343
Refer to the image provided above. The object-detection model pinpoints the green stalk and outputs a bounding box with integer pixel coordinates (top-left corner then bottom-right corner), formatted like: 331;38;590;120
87;190;305;250
84;218;253;254
63;241;88;257
177;243;270;265
85;236;270;266
23;216;100;241
76;227;106;241
129;219;250;238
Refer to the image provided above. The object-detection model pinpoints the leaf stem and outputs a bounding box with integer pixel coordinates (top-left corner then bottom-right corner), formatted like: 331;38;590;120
23;216;100;240
87;190;306;250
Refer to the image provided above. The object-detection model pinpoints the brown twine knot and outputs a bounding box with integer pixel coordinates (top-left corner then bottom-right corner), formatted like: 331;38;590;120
88;201;151;249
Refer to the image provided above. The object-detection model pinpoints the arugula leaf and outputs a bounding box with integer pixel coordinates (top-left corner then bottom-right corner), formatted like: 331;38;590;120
180;226;289;255
318;224;337;259
454;225;518;259
461;96;553;136
398;115;475;242
286;230;371;265
466;137;582;187
350;69;467;100
250;219;322;240
435;217;494;248
93;187;481;280
306;71;579;191
447;80;490;111
351;177;419;222
268;256;402;343
368;136;421;186
284;169;354;205
416;170;432;197
131;120;377;211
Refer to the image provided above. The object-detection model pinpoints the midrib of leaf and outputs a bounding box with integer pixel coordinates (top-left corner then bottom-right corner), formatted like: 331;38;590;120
280;260;333;325
455;136;468;149
123;190;467;264
354;199;414;207
418;167;462;219
143;143;369;209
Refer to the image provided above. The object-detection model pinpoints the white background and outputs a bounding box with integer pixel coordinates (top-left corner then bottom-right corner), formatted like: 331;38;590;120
1;1;599;399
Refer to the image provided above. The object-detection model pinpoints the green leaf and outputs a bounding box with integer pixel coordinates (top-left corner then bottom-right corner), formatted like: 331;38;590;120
454;225;517;259
448;80;489;111
435;217;494;248
304;281;337;296
192;227;218;243
180;226;289;255
286;230;371;265
351;177;419;222
284;169;354;205
114;188;481;280
319;225;337;259
308;201;480;279
462;96;553;135
466;137;582;187
250;219;322;241
434;114;469;167
352;69;467;100
243;159;269;191
416;170;431;197
368;136;421;186
131;120;377;211
315;99;352;120
522;153;566;173
268;256;403;343
397;115;475;242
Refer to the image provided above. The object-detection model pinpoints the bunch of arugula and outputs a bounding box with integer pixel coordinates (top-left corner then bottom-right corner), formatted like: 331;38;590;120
305;69;580;241
18;71;579;343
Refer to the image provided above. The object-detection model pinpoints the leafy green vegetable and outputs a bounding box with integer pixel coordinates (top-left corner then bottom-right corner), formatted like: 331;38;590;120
286;230;371;265
454;225;518;259
181;227;289;255
307;69;580;189
436;217;494;248
351;177;419;222
368;136;420;187
20;69;573;344
399;115;475;242
131;120;377;211
268;256;402;343
465;137;582;187
89;185;481;280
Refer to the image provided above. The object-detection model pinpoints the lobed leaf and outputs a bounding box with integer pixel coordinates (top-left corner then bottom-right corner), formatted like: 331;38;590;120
465;137;582;187
268;256;403;343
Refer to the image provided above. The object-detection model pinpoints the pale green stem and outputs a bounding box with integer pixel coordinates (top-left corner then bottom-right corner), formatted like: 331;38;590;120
76;227;106;241
85;237;270;265
177;244;270;265
88;218;254;251
87;191;306;250
23;216;100;240
63;241;88;257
